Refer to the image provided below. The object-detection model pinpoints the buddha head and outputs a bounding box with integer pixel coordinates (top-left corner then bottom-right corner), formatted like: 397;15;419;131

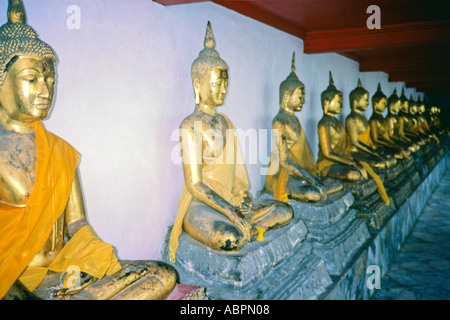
387;89;401;114
191;21;228;109
371;83;387;114
399;87;409;112
321;71;342;115
279;52;305;112
0;0;56;124
349;78;369;112
409;95;418;115
417;96;426;115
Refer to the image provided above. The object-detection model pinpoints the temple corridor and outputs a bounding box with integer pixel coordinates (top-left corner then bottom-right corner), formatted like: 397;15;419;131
371;169;450;300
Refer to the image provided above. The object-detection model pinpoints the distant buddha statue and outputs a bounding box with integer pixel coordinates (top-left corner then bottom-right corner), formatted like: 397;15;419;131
385;89;419;153
397;88;425;146
316;72;389;204
345;79;396;169
261;52;343;203
168;22;293;262
368;84;410;159
0;0;177;300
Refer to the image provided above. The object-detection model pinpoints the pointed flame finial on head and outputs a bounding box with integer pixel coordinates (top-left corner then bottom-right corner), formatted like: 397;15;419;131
357;78;362;88
329;71;334;86
204;21;215;49
291;52;296;73
7;0;26;24
377;83;381;91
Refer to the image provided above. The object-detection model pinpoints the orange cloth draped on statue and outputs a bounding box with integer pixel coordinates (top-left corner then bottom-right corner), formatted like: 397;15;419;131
262;123;317;202
0;121;120;298
169;114;250;263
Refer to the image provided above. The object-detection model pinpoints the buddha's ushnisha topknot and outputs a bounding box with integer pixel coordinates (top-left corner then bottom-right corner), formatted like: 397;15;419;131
0;0;57;85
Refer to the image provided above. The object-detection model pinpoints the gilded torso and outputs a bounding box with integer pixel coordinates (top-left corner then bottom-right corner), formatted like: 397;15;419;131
0;127;64;267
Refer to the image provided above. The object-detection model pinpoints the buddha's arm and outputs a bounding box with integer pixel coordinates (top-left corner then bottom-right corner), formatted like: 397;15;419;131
398;117;411;141
369;119;395;148
180;127;249;231
318;121;356;167
65;169;89;238
346;117;380;157
275;122;315;184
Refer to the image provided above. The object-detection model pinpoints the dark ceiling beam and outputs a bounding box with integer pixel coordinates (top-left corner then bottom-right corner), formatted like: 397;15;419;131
360;55;450;72
213;0;307;39
304;20;450;54
389;71;450;83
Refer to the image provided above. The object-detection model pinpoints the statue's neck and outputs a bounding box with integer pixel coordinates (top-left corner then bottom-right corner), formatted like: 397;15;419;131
0;111;36;134
197;103;218;116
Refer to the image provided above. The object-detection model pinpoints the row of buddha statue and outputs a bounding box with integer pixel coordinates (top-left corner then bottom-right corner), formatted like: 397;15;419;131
0;0;445;300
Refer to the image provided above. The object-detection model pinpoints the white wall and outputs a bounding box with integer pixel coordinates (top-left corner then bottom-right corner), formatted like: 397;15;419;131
1;0;423;260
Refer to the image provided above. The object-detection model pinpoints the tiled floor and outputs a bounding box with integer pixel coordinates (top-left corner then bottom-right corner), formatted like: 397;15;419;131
371;169;450;300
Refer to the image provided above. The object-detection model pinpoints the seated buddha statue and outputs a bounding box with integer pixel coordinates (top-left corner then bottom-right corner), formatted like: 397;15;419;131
261;52;343;203
368;84;410;159
317;72;389;204
316;72;368;182
397;89;425;146
0;0;177;300
345;79;396;169
168;22;293;262
385;89;419;153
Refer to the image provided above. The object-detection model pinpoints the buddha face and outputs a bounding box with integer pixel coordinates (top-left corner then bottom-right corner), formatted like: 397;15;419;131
410;105;418;115
326;93;342;115
419;105;425;114
0;56;55;123
401;100;409;112
196;67;228;108
374;97;387;113
286;86;305;112
356;93;369;111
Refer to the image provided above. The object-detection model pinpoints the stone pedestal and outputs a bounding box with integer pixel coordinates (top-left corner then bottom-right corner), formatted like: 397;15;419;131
343;178;377;199
162;206;332;300
288;191;370;276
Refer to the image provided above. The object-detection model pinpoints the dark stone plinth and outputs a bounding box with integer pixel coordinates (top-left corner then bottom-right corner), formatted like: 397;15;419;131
352;189;396;234
365;152;449;298
323;151;449;300
288;191;371;276
380;160;403;181
162;206;333;300
343;178;378;199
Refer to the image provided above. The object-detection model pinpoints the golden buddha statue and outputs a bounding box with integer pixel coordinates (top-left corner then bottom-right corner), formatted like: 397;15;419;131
385;89;419;153
261;52;342;203
317;72;389;204
345;79;396;169
397;89;425;146
0;0;177;300
368;84;410;159
316;72;368;182
168;22;293;262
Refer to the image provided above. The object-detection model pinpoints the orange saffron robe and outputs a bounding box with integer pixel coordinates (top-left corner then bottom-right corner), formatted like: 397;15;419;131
0;121;120;298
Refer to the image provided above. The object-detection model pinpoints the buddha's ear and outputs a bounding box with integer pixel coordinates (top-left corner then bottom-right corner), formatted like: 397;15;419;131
193;78;200;105
323;99;330;113
281;90;290;107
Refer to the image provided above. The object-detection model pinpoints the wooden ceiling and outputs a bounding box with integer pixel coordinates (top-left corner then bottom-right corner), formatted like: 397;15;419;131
154;0;450;97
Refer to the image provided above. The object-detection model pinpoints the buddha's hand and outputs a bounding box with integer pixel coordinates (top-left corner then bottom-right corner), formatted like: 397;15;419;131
239;190;253;213
231;209;252;242
354;162;368;180
314;181;327;202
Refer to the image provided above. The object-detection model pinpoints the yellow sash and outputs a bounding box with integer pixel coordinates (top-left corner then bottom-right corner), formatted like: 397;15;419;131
0;121;120;298
263;124;317;202
169;114;250;263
